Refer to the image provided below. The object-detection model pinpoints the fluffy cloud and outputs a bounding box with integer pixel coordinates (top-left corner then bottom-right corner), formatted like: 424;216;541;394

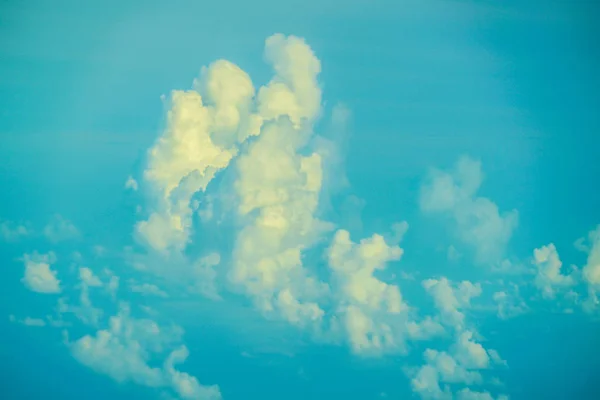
412;276;509;399
70;304;220;399
419;157;518;264
228;118;330;325
9;315;47;327
0;219;30;241
411;330;496;399
328;229;408;353
581;226;600;286
136;59;260;253
8;33;534;400
492;285;528;320
457;388;508;400
580;225;600;311
21;252;61;294
422;278;482;331
532;243;576;299
257;34;322;126
226;35;332;328
125;176;139;191
130;282;169;298
43;214;80;243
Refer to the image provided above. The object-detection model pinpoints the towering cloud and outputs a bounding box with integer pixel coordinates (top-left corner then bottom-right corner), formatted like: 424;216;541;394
419;157;518;265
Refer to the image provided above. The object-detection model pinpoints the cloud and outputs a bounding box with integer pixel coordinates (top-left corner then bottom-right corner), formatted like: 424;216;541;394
43;214;80;243
411;333;506;399
578;225;600;311
257;33;322;126
79;267;103;287
6;32;535;400
125;176;139;191
532;243;576;299
328;229;409;353
410;332;496;400
492;285;528;320
453;331;490;370
9;315;47;327
412;276;509;399
21;252;61;294
136;59;259;253
419;157;518;264
0;219;30;241
225;35;332;328
70;304;220;399
457;388;508;400
422;278;482;331
164;346;222;400
228;118;331;325
130;282;169;298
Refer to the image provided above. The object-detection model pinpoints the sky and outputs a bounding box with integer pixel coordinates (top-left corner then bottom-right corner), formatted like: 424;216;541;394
1;0;600;399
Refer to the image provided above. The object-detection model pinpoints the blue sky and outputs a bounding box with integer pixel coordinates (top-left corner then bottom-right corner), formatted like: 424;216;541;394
1;0;600;399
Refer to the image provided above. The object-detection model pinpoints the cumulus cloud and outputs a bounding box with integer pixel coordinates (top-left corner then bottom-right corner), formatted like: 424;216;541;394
0;219;30;241
328;229;407;353
225;35;333;329
532;243;576;299
43;214;80;243
419;157;518;264
457;388;508;400
411;333;497;400
70;304;220;399
8;33;531;400
412;277;508;399
492;285;528;320
21;252;61;294
579;225;600;311
9;315;47;327
136;60;259;253
130;282;169;298
411;336;504;399
422;278;482;331
125;176;139;191
228;118;330;325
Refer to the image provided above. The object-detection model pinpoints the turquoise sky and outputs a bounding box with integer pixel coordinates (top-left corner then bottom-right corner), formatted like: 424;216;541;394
2;1;599;399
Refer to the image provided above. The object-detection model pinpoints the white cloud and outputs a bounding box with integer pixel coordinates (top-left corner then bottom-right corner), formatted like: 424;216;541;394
136;59;259;253
135;33;324;262
0;219;30;241
43;214;80;243
257;34;322;127
492;285;528;320
9;315;47;327
412;275;509;399
457;388;508;400
532;243;576;299
191;252;221;300
227;35;332;328
70;303;220;399
328;229;408;353
23;317;47;326
79;267;103;287
581;225;600;311
423;349;483;385
419;157;518;264
452;331;490;370
164;346;222;400
125;176;139;191
422;278;482;331
411;364;452;400
21;252;61;294
411;330;505;399
131;282;169;298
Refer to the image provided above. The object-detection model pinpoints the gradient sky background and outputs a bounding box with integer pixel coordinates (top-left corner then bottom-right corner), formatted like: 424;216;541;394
1;0;600;399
